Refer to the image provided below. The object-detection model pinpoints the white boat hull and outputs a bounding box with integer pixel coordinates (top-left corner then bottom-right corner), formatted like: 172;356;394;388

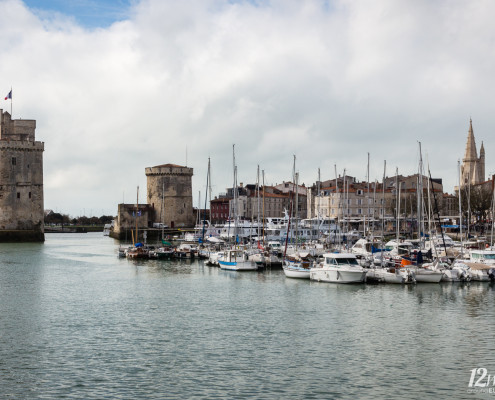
218;260;258;271
310;268;366;283
366;268;415;284
413;270;443;283
283;267;310;279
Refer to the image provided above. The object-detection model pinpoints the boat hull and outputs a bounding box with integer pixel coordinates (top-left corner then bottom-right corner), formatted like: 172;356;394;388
310;268;366;283
283;267;310;279
218;260;258;271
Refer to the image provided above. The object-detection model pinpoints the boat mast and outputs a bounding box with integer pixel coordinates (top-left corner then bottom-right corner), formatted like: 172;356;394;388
365;152;370;238
161;181;165;240
395;167;400;244
467;170;471;239
262;170;266;248
317;167;321;242
284;156;296;258
202;157;210;243
428;167;448;255
295;171;299;251
381;161;386;267
458;160;464;256
417;142;424;246
135;186;139;245
334;164;339;248
343;168;347;249
372;179;377;243
256;165;260;243
291;155;296;247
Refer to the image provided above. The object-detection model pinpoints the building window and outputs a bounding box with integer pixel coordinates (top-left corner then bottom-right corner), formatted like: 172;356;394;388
12;157;16;166
29;192;32;199
17;192;20;199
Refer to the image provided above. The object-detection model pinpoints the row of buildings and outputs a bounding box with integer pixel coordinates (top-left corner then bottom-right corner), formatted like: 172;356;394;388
210;173;452;224
0;110;490;241
211;119;491;225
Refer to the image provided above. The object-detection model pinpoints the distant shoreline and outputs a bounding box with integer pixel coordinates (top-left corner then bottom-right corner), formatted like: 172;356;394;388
45;226;104;233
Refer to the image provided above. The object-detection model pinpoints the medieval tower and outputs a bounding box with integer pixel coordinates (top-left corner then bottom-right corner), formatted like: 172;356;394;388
461;118;485;187
0;110;44;241
145;164;194;228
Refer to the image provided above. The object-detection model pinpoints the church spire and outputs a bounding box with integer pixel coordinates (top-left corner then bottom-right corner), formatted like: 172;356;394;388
463;117;478;162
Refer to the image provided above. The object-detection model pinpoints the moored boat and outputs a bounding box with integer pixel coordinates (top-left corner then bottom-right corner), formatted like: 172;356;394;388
218;249;258;271
310;253;366;283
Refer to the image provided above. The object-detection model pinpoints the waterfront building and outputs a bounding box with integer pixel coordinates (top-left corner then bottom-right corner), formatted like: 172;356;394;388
272;181;308;219
0;110;44;241
211;196;230;224
215;182;307;223
307;174;443;231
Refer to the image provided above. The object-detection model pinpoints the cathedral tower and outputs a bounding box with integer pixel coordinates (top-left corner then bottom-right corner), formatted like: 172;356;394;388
460;119;485;187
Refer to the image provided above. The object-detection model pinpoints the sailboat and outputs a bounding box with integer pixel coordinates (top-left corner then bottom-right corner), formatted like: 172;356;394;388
283;157;313;279
218;145;257;271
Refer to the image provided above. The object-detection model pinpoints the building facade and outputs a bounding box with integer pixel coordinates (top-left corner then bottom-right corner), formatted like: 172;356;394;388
0;110;44;241
307;174;444;221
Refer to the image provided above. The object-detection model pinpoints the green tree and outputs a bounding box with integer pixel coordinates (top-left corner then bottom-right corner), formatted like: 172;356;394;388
460;185;493;222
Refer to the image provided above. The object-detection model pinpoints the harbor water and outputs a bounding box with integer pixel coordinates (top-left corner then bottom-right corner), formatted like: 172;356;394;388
1;233;494;399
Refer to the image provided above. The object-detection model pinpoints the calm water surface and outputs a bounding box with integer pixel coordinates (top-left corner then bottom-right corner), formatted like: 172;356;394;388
0;233;494;399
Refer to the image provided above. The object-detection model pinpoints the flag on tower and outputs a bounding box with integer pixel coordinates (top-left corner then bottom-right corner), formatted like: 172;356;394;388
4;90;12;100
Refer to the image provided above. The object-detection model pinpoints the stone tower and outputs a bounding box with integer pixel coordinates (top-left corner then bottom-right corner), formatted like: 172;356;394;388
145;164;194;228
0;110;44;241
461;119;485;187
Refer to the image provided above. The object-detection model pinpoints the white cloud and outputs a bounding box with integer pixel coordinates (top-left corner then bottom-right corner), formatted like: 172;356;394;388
0;0;493;216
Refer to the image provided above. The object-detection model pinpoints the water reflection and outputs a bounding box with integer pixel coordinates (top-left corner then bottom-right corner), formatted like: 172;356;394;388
2;234;495;399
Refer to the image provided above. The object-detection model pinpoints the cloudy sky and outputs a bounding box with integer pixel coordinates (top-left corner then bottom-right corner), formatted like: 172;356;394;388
1;0;493;217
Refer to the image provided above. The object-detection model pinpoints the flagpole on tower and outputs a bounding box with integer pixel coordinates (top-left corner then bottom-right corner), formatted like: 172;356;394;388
4;88;12;116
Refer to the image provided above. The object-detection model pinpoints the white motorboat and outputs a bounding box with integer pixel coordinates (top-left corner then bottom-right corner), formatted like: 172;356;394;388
218;249;258;271
455;261;495;282
310;253;366;283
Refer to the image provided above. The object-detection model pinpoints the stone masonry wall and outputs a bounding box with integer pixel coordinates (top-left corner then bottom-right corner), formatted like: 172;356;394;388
0;140;44;232
145;165;194;228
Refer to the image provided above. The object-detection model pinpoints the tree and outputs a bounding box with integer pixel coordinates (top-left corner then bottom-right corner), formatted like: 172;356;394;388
45;212;68;225
460;184;493;222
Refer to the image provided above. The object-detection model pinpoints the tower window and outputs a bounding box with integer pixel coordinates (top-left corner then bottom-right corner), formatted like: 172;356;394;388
12;157;16;166
17;192;20;199
29;192;32;199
